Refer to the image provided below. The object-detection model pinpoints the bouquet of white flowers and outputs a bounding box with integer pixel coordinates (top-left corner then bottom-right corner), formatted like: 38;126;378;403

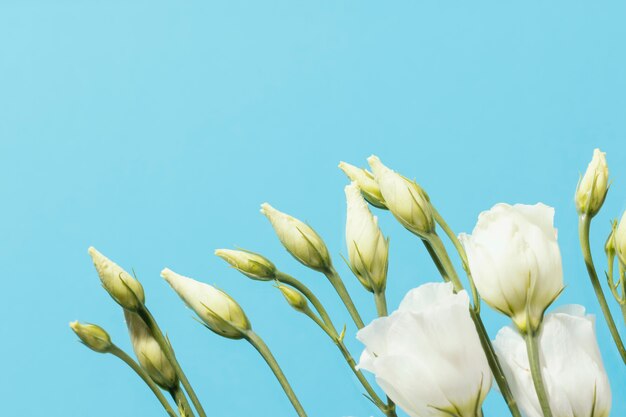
71;149;624;417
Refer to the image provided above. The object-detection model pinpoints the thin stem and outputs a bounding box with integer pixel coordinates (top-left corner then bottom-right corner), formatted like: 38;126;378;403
424;235;522;417
374;291;388;317
432;207;481;312
243;330;308;417
137;306;208;417
524;331;553;417
276;271;336;331
323;266;365;329
299;306;396;417
170;385;195;417
109;345;178;417
578;215;626;363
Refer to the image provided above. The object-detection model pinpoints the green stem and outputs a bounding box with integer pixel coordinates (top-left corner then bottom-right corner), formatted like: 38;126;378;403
170;385;194;417
373;291;388;317
372;290;397;417
109;345;178;417
424;235;522;417
137;306;208;417
323;266;365;329
299;306;396;417
243;330;308;417
524;331;553;417
276;271;336;330
578;215;626;363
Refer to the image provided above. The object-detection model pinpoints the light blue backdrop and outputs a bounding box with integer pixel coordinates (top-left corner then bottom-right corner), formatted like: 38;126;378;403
1;2;625;416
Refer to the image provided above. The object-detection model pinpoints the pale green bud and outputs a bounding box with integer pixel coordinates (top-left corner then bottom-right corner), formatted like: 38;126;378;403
161;268;251;339
345;182;389;292
88;247;145;311
367;155;435;237
260;203;332;272
70;321;112;353
277;285;308;312
124;311;178;390
615;211;626;266
215;249;276;281
338;161;387;209
576;148;609;217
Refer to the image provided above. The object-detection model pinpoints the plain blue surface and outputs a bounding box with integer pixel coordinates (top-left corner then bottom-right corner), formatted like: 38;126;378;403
1;2;625;416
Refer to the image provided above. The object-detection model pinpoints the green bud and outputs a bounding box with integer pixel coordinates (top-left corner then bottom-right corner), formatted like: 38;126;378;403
277;285;308;312
575;148;609;217
338;161;387;209
70;321;112;353
215;249;276;281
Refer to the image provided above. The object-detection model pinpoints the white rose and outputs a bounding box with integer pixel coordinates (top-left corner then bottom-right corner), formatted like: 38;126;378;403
459;203;564;332
494;305;611;417
161;268;250;339
345;182;389;292
357;282;492;417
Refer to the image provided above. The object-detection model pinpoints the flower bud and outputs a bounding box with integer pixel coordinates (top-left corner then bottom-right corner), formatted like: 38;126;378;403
260;203;332;271
161;268;251;339
70;321;112;353
124;311;178;390
215;249;276;281
277;284;308;312
88;247;145;311
345;182;389;292
338;161;386;209
615;211;626;266
367;155;435;237
575;148;609;217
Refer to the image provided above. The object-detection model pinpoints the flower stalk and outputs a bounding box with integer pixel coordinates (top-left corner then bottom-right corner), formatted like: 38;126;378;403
578;214;626;363
523;330;553;417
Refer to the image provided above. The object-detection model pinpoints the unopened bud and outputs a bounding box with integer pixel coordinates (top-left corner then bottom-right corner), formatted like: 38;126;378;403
367;155;435;237
277;284;308;312
260;203;332;272
615;211;626;266
339;161;386;209
576;148;609;217
215;249;276;281
88;247;145;311
70;321;112;353
161;268;251;339
125;311;178;390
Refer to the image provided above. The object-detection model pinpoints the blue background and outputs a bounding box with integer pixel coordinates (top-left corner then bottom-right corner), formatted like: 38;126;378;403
1;2;625;416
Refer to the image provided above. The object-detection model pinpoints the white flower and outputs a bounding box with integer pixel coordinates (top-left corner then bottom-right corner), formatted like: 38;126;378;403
345;182;389;292
124;311;178;390
161;268;250;339
614;211;626;266
88;247;145;311
575;149;609;217
367;155;435;236
357;282;492;417
338;161;386;209
494;306;612;417
260;203;331;271
215;249;277;281
459;203;563;332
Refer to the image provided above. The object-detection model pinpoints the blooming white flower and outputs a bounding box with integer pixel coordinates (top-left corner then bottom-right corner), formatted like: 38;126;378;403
459;203;563;333
161;268;250;339
124;311;178;390
215;248;277;281
575;148;609;217
614;211;626;266
88;247;145;311
345;182;389;292
260;203;332;271
357;282;492;417
338;161;386;209
367;155;435;237
494;306;612;417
